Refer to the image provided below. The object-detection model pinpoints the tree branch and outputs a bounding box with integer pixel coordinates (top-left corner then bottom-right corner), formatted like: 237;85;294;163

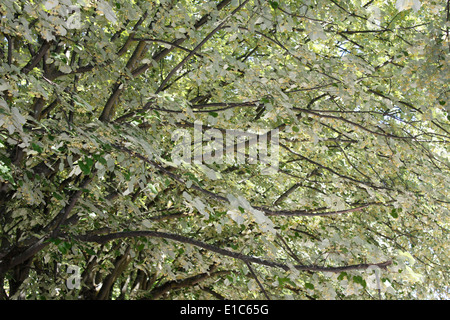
292;108;415;140
245;262;271;300
95;245;132;300
71;229;392;273
132;38;204;57
273;183;301;206
21;41;52;74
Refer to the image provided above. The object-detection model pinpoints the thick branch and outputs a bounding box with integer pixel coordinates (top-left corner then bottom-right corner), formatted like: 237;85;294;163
95;246;132;300
71;230;392;273
47;174;95;235
21;41;52;74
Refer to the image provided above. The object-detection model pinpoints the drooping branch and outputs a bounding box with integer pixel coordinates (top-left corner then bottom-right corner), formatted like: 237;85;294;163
279;142;389;189
71;229;392;274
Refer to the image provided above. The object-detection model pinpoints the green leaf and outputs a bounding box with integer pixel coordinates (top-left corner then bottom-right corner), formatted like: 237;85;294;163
85;156;94;168
305;283;315;290
94;154;107;165
277;276;295;286
352;275;367;288
48;238;62;245
52;192;63;200
57;241;72;255
79;156;94;175
85;248;96;255
31;143;43;153
44;0;59;11
79;162;91;175
338;272;348;281
390;208;399;219
98;0;118;23
269;1;279;9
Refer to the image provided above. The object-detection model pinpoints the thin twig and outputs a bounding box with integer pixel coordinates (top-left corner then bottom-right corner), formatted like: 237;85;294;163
245;262;271;300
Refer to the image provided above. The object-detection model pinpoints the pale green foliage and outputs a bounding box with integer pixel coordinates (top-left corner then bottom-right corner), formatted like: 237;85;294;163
0;0;448;300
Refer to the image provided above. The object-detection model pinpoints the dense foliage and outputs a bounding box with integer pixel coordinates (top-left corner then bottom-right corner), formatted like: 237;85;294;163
0;0;449;300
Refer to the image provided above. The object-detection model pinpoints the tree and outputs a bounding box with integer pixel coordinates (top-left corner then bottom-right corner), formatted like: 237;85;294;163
0;0;448;300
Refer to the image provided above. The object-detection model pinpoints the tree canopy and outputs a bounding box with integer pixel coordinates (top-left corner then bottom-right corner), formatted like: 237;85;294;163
0;0;449;300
